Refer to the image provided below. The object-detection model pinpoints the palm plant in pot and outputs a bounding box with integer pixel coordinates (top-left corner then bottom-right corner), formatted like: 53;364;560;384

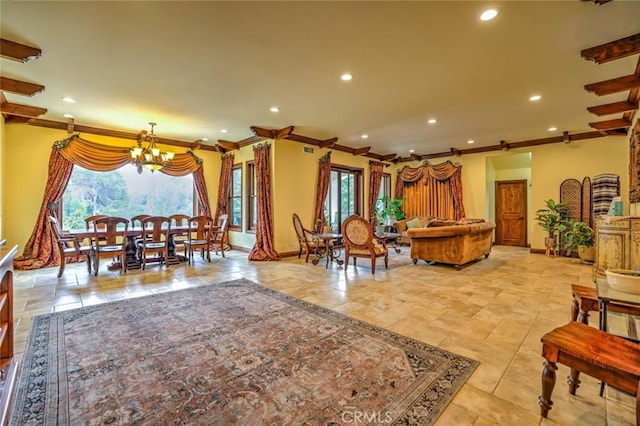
535;199;569;255
559;219;595;262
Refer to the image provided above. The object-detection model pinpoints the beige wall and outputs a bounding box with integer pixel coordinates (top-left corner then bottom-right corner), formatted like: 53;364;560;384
0;122;631;257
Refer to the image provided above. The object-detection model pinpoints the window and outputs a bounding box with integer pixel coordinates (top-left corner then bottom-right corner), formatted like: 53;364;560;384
247;161;257;232
375;172;391;213
229;164;242;230
324;165;363;231
62;165;194;230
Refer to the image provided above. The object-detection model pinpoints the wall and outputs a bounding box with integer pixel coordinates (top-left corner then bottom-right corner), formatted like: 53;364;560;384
2;125;221;251
1;123;630;257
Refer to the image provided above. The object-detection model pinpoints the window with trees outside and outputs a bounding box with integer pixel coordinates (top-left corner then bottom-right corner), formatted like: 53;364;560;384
246;161;257;232
375;173;391;211
324;165;362;232
229;164;242;230
62;165;194;230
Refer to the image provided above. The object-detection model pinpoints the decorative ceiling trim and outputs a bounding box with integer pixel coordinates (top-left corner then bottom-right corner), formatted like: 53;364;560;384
352;146;370;156
0;38;41;63
0;77;44;97
581;33;640;64
584;74;640;96
587;100;638;116
0;101;47;118
588;118;632;131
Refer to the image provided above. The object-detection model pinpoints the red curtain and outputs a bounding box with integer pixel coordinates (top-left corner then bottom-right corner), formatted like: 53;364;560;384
14;147;74;270
313;152;332;231
248;144;280;261
193;167;212;217
214;154;234;221
395;170;404;201
368;162;384;223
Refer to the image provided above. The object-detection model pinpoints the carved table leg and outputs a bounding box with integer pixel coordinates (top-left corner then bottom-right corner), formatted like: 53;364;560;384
539;360;557;418
567;368;581;395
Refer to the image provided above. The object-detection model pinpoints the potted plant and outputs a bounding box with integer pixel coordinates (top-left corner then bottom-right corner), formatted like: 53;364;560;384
559;219;595;262
535;199;569;255
375;196;405;233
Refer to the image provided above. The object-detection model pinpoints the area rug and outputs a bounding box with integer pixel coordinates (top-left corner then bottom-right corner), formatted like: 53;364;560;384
11;279;478;425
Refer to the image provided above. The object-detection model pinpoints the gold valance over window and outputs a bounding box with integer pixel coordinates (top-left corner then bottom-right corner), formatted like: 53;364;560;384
55;134;203;176
397;160;466;220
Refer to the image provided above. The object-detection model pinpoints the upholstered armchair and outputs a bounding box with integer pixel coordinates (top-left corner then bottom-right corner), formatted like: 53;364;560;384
292;213;322;263
341;214;388;274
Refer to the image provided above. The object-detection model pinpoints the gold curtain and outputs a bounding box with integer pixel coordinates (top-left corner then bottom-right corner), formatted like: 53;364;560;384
398;160;465;220
56;134;202;176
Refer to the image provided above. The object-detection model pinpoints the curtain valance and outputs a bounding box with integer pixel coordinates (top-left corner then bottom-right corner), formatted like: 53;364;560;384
55;134;203;176
397;160;461;184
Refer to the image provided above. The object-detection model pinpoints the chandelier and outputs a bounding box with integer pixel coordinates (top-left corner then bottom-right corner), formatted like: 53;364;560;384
131;122;174;173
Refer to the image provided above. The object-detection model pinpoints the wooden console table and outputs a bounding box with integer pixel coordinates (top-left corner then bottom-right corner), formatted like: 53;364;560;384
593;215;640;280
0;243;17;425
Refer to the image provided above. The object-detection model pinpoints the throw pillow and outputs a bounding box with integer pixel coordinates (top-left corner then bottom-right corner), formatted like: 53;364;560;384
406;217;422;229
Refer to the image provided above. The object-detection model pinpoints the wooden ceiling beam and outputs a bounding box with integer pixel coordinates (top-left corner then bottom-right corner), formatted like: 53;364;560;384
584;74;640;96
0;77;45;97
380;153;397;162
588;118;631;131
352;146;370;156
217;140;240;151
2;115;31;124
319;137;338;148
250;125;294;140
0;38;41;62
237;135;265;147
587;100;638;116
285;133;321;145
0;101;47;118
581;33;640;64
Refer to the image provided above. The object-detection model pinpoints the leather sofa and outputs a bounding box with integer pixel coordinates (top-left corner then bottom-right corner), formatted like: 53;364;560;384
407;220;496;269
392;216;437;245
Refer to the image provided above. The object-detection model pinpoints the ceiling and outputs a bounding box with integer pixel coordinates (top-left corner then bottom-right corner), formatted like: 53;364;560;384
1;1;639;161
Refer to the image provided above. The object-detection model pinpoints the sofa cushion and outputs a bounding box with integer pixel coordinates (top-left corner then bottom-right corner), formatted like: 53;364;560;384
406;217;422;229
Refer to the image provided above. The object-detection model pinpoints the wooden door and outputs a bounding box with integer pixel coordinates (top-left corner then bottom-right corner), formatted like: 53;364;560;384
495;180;527;247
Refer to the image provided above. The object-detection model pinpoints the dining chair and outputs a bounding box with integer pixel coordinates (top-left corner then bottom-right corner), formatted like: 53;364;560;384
84;214;108;230
139;216;172;270
90;216;129;276
130;214;151;229
209;214;229;258
341;214;388;274
292;213;322;263
169;213;190;256
183;215;213;265
49;216;93;278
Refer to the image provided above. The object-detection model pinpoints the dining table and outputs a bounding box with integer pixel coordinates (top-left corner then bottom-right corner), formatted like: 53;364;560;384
311;233;344;268
68;224;218;270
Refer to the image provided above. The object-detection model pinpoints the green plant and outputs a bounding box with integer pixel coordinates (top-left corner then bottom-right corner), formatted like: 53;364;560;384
374;196;405;225
535;199;569;239
559;220;594;256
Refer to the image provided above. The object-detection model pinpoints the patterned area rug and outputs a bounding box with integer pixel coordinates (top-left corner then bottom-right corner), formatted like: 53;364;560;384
11;279;478;425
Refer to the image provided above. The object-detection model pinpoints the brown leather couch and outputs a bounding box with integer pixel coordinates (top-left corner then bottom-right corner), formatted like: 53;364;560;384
392;216;437;245
407;220;496;269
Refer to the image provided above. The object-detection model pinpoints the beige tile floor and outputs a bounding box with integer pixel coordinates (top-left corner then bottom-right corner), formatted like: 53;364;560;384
10;245;636;425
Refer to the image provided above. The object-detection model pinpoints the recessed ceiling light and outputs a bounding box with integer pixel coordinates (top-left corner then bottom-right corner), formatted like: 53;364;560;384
480;9;499;21
467;140;475;144
61;96;76;103
427;118;437;125
529;94;542;102
63;114;74;119
220;129;228;133
548;126;557;132
202;137;209;141
341;73;353;81
409;149;415;153
270;107;280;112
361;134;368;139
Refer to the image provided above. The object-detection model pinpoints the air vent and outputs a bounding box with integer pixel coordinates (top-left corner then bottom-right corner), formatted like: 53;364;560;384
303;146;314;154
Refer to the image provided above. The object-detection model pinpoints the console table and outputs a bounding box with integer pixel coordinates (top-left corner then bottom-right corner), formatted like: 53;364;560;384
0;243;17;425
593;215;640;280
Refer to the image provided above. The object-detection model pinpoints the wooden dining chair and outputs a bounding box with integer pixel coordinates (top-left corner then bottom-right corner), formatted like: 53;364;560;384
210;214;229;258
341;214;388;274
49;216;93;277
169;213;190;256
84;214;108;230
292;213;322;263
139;216;172;270
183;216;213;265
90;216;129;276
